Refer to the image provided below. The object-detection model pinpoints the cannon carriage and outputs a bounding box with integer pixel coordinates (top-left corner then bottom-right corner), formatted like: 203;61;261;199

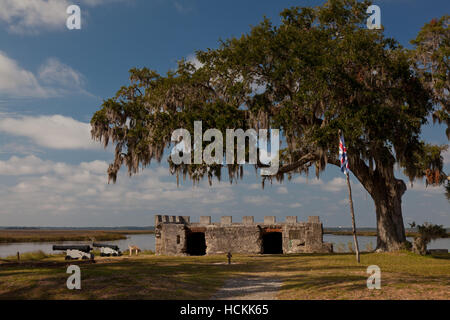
93;243;122;257
52;245;94;260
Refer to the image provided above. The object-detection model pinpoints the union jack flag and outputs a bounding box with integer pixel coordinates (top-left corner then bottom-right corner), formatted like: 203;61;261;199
339;133;349;175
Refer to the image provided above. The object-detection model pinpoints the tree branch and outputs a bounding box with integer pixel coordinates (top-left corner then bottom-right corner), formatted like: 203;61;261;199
276;153;318;174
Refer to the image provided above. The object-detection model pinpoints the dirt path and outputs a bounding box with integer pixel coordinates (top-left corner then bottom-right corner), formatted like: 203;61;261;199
211;276;282;300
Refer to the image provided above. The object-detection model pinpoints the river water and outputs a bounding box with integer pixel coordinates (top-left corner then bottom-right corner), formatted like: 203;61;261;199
0;234;156;258
0;233;448;257
323;235;450;252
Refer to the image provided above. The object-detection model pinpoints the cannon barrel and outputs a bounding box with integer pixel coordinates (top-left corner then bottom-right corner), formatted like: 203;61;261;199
93;243;119;250
52;245;91;252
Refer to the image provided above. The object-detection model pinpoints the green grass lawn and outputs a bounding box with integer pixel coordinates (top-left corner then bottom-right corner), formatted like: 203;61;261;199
0;252;448;300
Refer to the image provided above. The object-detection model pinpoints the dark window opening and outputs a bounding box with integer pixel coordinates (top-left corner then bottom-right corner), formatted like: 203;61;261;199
186;232;206;256
176;235;180;244
262;232;283;254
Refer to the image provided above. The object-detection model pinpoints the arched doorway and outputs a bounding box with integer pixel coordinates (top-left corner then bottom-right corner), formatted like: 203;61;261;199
262;232;283;254
186;232;206;256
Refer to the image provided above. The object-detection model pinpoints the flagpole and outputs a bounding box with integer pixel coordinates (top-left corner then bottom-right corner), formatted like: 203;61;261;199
339;130;360;263
345;171;360;263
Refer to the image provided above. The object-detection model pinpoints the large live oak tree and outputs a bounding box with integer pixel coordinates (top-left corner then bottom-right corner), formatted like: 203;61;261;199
91;0;448;251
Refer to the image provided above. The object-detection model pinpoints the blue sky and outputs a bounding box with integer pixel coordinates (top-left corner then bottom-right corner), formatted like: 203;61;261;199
0;0;448;227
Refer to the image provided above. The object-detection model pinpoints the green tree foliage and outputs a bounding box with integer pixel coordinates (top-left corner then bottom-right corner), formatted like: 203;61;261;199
411;15;450;138
410;16;449;198
409;222;447;255
91;0;447;251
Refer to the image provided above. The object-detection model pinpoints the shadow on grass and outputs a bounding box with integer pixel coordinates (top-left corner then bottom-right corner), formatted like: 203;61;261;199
0;256;257;299
280;274;366;292
239;254;367;274
1;252;449;300
248;252;358;258
429;254;450;260
0;274;64;300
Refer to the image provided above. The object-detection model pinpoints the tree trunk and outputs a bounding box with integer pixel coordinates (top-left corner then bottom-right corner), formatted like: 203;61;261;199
371;178;408;252
327;155;409;252
412;237;427;255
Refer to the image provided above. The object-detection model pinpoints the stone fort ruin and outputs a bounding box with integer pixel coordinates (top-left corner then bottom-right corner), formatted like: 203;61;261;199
155;215;333;256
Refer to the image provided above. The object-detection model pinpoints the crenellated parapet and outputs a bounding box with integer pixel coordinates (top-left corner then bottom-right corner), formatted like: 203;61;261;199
155;215;323;226
154;215;190;227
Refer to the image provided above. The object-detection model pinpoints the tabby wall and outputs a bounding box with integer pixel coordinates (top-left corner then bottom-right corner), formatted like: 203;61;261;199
154;215;333;255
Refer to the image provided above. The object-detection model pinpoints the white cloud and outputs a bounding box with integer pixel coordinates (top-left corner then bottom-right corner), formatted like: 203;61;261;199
0;0;69;34
0;155;54;175
0;142;43;156
276;186;288;194
15;158;106;179
243;195;271;205
186;54;204;70
407;180;444;194
210;207;223;215
80;0;127;7
443;148;450;165
174;1;193;14
0;51;48;98
0;0;125;34
0;155;237;225
0;115;99;150
322;177;346;193
81;0;113;6
288;202;302;208
247;183;261;190
0;52;88;98
292;175;323;185
0;154;448;226
38;58;86;90
292;175;348;193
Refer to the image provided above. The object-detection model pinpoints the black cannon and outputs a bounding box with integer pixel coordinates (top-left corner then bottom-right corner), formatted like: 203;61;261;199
92;243;122;257
52;245;93;260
